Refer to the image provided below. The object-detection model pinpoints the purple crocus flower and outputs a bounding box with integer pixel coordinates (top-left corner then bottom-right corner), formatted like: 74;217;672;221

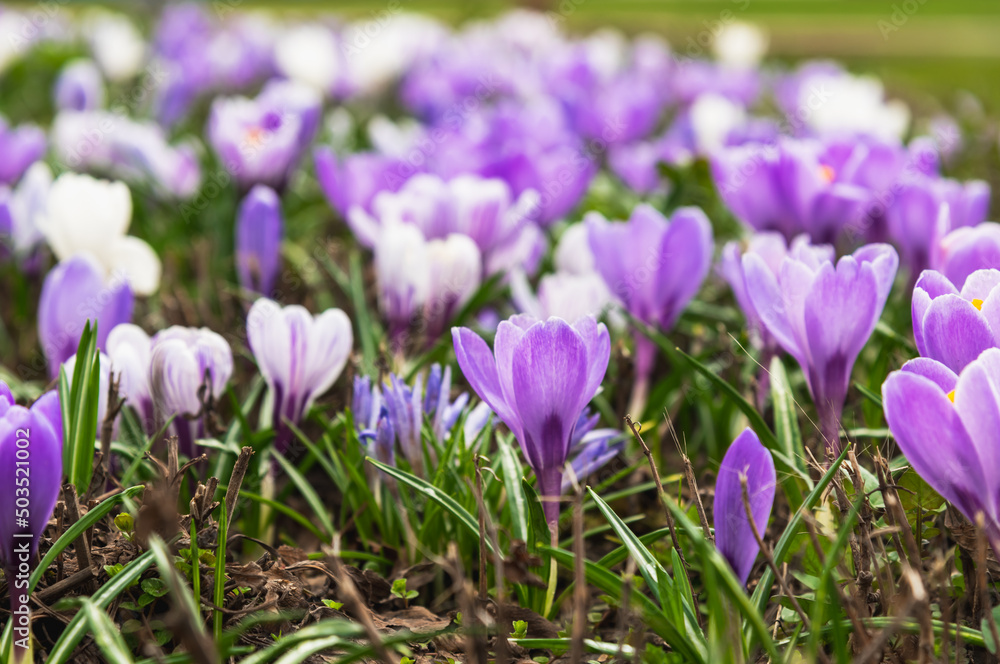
53;58;105;111
106;323;154;433
883;350;1000;556
235;185;283;296
911;269;1000;374
720;233;835;355
207;80;320;191
0;161;51;266
586;205;713;412
0;115;46;185
932;222;1000;291
314;148;411;220
0;382;63;661
884;175;989;278
711;138;870;244
246;298;353;453
452;314;610;525
745;243;899;451
713;428;776;585
38;254;134;379
149;326;233;458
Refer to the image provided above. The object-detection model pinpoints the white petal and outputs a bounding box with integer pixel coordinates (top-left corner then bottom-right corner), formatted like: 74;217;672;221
104;235;161;295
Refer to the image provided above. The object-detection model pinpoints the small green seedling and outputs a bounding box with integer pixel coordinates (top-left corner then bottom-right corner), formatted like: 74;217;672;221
390;578;418;606
114;513;134;540
511;620;528;639
322;599;344;610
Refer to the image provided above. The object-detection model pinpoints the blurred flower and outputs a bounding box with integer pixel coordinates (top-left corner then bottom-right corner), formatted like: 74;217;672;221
712;22;768;69
670;59;759;107
247;299;353;453
911;269;1000;374
776;61;909;142
0;115;45;185
713;428;776;585
745;243;898;450
52;111;202;198
933;222;1000;290
149;326;233;457
0;382;63;658
452;314;610;524
87;12;146;82
374;224;482;344
882;350;1000;556
351;173;540;276
314;148;410;219
38;254;133;378
0;162;51;264
53;58;105;111
208;80;320;190
235;185;283;296
37;173;162;295
511;271;614;323
106;323;154;432
343;14;447;97
587;205;713;408
711;138;870;244
884;175;989;278
274;23;342;96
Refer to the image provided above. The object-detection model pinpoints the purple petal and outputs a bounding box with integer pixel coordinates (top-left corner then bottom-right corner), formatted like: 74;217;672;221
654;206;713;330
922;294;996;373
899;358;958;393
713;428;776;585
953;348;1000;497
743;253;803;359
883;369;987;523
452;327;520;439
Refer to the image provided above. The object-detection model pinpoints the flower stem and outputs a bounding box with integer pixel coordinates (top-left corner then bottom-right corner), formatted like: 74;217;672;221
543;525;558;619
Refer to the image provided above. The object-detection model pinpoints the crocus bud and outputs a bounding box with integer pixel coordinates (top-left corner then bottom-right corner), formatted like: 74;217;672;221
246;298;353;453
149;327;233;457
38;255;133;378
235;185;283;296
106;323;154;432
0;382;63;661
375;223;430;342
424;234;481;338
53;59;105;111
713;428;776;585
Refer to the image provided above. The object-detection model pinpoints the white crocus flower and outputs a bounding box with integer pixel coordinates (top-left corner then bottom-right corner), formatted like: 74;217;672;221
802;72;910;143
275;24;340;95
37;173;161;295
713;22;769;69
690;93;747;154
87;13;146;82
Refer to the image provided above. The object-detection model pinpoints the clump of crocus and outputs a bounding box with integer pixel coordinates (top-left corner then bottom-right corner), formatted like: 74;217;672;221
586;204;712;414
38;254;133;378
719;232;834;407
149;326;233;457
452;314;610;525
246;298;353;453
745;243;898;451
0;381;63;662
353;363;493;473
883;350;1000;555
235;185;283;297
713;428;776;585
912;269;1000;374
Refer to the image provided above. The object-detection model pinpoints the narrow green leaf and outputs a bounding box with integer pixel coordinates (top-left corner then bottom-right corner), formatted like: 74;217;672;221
769;356;807;476
497;434;529;544
368;457;495;555
239;490;328;542
272;450;335;541
42;550;156;664
81;599;136;663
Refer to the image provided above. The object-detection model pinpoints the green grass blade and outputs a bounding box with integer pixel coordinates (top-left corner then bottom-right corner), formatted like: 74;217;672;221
497;433;529;544
60;321;100;494
272;450;335;541
239;490;328;542
81;598;136;663
769;356;807;477
368;457;495;555
43;550;156;664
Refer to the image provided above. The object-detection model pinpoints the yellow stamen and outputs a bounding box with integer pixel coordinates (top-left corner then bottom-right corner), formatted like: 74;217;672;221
819;164;836;183
245;126;265;148
972;298;984;310
947;389;956;402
